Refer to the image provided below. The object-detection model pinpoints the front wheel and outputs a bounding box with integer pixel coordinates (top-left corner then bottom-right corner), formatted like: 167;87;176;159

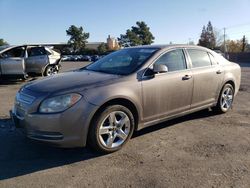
214;84;234;113
88;105;135;153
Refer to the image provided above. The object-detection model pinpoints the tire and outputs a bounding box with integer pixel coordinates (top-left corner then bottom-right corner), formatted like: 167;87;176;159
88;105;135;153
21;73;29;80
44;65;58;76
214;84;234;113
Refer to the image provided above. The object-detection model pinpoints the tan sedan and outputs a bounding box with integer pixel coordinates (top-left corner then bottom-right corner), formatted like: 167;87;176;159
11;45;241;153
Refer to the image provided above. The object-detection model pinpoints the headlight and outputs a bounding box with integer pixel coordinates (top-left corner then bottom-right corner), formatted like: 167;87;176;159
39;93;82;113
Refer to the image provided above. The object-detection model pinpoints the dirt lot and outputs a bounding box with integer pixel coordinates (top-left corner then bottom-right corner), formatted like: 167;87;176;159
0;62;250;188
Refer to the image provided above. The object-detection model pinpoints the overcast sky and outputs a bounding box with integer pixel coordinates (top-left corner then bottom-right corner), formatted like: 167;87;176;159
0;0;250;45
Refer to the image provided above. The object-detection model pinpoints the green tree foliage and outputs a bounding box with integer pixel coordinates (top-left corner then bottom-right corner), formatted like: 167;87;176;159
198;21;216;49
66;25;89;53
97;43;108;54
226;40;243;53
0;38;8;46
224;36;249;53
118;21;155;47
81;48;98;55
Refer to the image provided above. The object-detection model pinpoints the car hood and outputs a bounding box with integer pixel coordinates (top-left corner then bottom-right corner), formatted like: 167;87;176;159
24;70;121;93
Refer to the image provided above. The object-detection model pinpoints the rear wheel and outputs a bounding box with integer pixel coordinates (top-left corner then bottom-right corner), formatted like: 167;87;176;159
214;84;234;113
88;105;135;153
44;65;58;76
22;73;29;80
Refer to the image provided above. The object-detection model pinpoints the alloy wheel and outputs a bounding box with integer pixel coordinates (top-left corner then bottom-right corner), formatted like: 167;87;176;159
98;111;131;149
46;66;58;76
220;87;233;111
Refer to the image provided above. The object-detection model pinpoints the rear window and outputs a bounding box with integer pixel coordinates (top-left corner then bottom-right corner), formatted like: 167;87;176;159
214;53;231;65
208;53;218;65
187;49;211;68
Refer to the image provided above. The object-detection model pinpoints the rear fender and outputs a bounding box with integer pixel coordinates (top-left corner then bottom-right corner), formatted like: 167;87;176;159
49;56;61;65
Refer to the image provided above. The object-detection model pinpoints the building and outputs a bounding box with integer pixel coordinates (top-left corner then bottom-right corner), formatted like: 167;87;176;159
86;42;103;50
107;35;119;50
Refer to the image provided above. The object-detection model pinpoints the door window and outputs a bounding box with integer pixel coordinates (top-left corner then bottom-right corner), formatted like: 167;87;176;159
154;49;187;72
28;47;47;57
187;49;212;68
208;53;218;65
2;47;25;58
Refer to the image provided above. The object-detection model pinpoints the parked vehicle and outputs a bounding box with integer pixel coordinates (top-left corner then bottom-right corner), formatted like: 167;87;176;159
91;55;100;62
64;55;76;61
0;45;61;78
81;55;92;61
61;55;69;61
11;45;241;153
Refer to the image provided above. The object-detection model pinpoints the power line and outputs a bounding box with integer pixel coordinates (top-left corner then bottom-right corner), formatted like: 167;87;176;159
225;23;250;29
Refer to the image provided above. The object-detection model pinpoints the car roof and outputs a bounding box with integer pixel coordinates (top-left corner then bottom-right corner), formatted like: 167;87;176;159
0;45;38;53
0;45;56;54
127;44;212;51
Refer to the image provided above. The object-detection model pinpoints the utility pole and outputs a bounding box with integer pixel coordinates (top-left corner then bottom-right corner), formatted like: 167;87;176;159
223;27;226;53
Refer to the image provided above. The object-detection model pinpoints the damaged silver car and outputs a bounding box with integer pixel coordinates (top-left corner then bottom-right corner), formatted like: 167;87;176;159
0;45;61;78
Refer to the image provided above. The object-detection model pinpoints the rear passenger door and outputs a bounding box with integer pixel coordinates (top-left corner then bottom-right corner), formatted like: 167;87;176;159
186;49;224;108
26;47;49;73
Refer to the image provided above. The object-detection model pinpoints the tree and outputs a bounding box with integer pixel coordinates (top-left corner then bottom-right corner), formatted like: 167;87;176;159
118;21;155;47
97;43;108;54
213;28;224;47
198;21;216;49
226;40;242;53
198;26;207;47
66;25;89;53
0;38;8;46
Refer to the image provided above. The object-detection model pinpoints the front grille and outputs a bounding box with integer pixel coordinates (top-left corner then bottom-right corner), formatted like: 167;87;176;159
16;107;25;118
14;90;36;118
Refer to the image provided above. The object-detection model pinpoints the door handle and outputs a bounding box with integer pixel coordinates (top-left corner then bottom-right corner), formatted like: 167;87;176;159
216;70;223;74
182;75;192;80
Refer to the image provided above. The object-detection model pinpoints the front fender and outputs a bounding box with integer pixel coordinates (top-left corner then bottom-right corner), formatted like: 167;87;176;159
82;81;143;122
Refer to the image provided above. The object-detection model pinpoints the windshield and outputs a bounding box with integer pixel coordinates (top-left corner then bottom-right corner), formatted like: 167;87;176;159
86;48;159;75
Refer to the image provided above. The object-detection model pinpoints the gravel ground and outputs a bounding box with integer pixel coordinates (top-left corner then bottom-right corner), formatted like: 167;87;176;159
0;62;250;188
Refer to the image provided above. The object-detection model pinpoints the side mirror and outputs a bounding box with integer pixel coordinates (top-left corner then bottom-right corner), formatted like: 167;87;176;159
153;64;168;73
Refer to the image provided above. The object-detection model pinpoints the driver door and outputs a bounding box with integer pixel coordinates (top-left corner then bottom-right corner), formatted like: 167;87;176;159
0;46;26;75
142;49;193;122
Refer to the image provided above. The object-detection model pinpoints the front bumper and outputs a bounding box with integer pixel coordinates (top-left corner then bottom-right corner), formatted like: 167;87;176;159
10;99;98;148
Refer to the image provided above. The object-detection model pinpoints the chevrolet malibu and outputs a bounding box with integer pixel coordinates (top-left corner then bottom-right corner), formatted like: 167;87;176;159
11;45;241;153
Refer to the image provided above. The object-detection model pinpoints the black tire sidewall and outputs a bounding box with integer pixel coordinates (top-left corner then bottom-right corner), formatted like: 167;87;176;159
89;105;135;153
